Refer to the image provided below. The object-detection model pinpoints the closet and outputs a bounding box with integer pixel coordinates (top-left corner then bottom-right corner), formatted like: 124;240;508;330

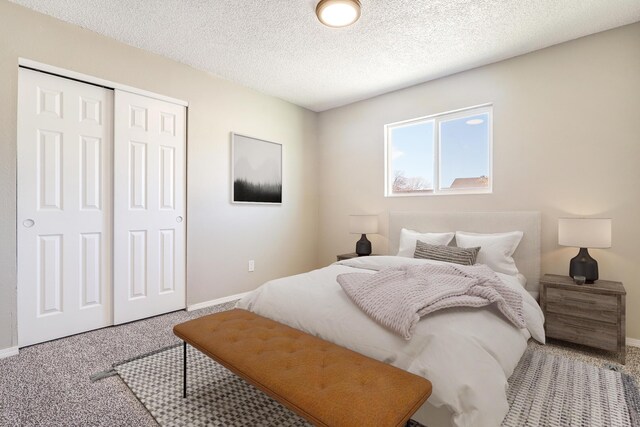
17;67;186;347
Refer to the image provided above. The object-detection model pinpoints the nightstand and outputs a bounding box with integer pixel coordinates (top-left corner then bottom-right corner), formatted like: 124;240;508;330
336;253;378;261
540;274;626;364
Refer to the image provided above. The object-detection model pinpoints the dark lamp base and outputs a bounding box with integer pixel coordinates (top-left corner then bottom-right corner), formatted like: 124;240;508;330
569;247;598;283
355;234;372;256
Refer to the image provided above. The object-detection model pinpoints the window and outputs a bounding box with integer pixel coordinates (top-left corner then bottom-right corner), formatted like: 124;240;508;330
385;105;492;196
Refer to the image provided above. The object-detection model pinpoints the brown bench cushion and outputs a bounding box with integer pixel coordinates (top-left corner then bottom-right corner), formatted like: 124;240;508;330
173;308;432;427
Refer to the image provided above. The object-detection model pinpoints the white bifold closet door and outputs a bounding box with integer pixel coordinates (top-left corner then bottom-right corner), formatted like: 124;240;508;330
17;68;114;347
113;90;186;324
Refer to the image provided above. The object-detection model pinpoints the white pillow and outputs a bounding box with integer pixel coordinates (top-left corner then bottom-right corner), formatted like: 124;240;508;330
397;228;455;257
455;231;523;276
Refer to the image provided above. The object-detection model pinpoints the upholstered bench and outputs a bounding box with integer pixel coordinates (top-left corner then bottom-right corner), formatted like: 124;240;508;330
173;308;432;427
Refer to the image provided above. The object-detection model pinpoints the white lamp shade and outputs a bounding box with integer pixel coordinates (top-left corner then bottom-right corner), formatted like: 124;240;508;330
558;218;612;248
349;215;378;234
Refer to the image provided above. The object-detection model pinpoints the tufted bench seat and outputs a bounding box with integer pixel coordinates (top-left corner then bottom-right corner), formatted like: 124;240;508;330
173;308;432;427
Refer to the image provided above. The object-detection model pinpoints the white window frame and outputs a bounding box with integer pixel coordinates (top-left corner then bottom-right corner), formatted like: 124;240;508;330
384;104;493;197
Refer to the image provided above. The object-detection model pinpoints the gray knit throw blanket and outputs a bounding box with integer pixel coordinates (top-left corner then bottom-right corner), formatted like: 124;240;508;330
337;263;525;339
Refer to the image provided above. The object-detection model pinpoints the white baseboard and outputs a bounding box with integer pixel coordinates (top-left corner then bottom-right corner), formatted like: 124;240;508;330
187;292;250;312
626;337;640;348
0;346;19;359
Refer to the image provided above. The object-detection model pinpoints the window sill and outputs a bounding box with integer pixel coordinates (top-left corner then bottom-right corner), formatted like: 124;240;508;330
384;189;492;197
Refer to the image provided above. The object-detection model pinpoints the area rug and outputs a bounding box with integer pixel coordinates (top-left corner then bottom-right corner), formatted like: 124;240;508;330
113;344;640;427
113;344;425;427
502;349;640;426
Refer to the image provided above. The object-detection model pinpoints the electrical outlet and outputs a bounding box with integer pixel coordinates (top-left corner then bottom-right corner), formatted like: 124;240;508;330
248;260;255;272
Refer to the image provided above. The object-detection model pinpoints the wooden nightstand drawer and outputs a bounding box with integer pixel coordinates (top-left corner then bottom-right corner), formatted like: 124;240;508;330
545;313;618;351
546;288;618;324
540;274;626;363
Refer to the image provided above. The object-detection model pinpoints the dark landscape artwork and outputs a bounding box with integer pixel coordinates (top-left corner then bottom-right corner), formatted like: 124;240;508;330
232;133;282;204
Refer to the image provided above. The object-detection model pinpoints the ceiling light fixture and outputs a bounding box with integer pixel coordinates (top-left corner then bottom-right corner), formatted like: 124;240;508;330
316;0;361;28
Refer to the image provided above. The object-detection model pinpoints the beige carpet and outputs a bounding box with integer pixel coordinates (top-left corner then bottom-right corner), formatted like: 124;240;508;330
0;302;236;427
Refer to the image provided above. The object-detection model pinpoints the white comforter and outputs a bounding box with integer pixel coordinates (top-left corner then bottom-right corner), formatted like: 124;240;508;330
236;256;545;427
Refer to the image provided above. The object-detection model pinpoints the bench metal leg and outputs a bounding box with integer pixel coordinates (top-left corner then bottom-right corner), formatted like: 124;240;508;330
183;341;187;398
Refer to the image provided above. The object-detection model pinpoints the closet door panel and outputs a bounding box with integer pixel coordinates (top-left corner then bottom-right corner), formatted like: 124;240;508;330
113;90;186;324
17;68;113;347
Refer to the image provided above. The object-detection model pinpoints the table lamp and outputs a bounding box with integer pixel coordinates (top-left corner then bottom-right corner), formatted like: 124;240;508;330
558;218;611;283
349;215;379;256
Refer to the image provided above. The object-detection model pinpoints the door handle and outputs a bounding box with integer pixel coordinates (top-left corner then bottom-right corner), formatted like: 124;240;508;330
176;216;183;223
23;219;35;228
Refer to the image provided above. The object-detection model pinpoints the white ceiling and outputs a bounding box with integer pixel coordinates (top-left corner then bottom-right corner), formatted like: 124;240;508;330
11;0;640;112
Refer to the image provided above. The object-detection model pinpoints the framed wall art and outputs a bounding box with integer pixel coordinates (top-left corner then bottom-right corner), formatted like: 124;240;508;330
231;133;282;204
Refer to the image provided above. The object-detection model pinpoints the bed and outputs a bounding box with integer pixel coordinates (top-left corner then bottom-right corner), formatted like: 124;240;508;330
236;211;545;427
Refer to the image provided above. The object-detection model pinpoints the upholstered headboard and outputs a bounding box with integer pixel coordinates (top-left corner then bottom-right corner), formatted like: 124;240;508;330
389;211;541;296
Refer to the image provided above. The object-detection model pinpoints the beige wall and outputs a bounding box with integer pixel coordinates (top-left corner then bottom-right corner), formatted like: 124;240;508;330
317;23;640;339
2;1;639;352
0;1;319;350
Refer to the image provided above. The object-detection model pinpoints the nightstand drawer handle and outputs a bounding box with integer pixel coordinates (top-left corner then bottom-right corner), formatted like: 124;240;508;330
564;297;596;305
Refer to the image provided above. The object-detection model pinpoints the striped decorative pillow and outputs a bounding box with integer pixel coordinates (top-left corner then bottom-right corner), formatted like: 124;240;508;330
414;241;481;266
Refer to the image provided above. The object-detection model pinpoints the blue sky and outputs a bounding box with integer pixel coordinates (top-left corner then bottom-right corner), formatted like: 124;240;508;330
391;121;434;188
391;113;489;189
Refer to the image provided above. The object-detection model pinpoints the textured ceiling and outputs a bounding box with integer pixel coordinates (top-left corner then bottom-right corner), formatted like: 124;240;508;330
10;0;640;111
